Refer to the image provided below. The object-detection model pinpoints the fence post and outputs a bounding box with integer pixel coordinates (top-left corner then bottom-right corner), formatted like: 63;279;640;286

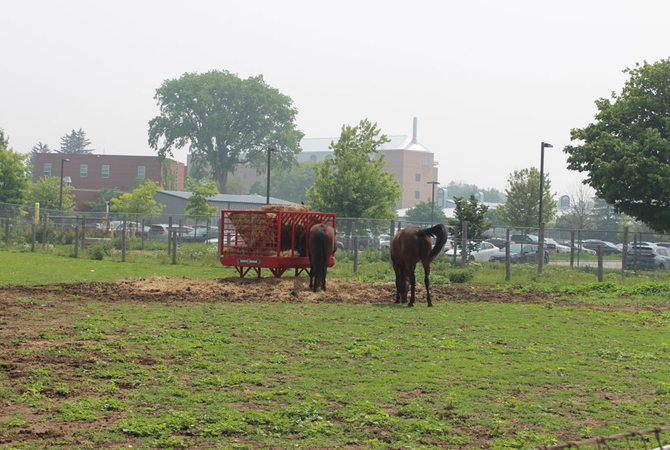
570;231;575;269
141;219;145;250
42;214;48;249
31;223;36;252
597;245;603;282
460;220;468;268
350;221;358;272
81;216;86;250
172;231;177;264
390;220;395;239
576;230;582;267
633;233;638;275
122;214;127;262
74;225;79;258
505;228;511;281
168;216;173;254
621;226;628;277
537;222;545;276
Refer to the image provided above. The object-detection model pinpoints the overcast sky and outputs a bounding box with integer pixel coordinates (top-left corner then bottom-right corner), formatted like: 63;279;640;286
2;0;669;196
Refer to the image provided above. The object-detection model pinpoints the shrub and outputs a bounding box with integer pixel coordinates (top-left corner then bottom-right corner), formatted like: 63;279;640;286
447;269;474;283
87;244;108;260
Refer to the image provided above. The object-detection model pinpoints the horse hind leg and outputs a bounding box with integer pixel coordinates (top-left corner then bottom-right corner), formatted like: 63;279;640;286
423;262;432;307
407;266;416;307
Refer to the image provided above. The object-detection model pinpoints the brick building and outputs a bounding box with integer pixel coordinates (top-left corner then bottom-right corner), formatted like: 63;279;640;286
34;153;186;211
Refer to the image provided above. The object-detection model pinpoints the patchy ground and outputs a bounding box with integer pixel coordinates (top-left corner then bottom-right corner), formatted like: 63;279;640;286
0;277;661;448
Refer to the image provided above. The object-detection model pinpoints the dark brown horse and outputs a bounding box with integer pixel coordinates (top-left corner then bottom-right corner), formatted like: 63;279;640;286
308;223;337;292
390;224;448;307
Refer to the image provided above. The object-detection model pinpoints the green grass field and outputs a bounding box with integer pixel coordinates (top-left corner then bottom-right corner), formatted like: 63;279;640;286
0;248;669;449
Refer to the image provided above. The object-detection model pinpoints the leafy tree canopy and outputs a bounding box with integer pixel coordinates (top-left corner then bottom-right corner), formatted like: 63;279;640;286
496;167;557;228
185;181;218;219
0;129;31;205
306;119;402;219
450;195;492;252
26;176;75;211
148;70;303;194
60;128;93;154
84;187;121;213
564;58;670;233
249;160;317;204
404;200;448;224
110;180;165;216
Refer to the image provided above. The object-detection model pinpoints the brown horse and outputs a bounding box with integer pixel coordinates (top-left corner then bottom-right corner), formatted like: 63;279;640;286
390;224;448;307
308;223;337;292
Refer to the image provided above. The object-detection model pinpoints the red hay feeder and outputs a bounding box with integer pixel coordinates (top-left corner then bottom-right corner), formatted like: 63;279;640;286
219;210;337;278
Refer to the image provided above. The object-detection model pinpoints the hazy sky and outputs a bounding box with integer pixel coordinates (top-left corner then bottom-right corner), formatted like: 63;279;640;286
2;0;669;196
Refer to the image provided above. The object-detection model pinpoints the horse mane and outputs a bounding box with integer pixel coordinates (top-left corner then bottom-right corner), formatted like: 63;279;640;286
422;224;448;261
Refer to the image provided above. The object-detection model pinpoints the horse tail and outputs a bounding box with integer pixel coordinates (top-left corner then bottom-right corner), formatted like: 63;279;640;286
423;224;448;261
313;227;326;286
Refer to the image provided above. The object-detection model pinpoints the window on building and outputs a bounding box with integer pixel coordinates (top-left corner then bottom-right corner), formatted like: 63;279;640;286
422;155;430;166
102;165;110;178
138;166;146;179
415;190;420;199
80;164;88;177
44;163;51;176
415;173;421;182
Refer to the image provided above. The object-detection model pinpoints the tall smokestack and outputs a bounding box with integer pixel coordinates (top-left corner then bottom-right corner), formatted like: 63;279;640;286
412;117;418;144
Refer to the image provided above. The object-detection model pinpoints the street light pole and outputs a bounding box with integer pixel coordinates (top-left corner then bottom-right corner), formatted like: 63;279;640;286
538;142;553;227
427;181;439;224
266;148;277;205
59;158;70;211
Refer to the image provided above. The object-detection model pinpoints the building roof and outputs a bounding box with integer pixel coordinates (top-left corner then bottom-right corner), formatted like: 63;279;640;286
159;190;296;205
300;135;431;153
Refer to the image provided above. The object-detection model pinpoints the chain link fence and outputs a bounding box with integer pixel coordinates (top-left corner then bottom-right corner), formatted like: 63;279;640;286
2;202;669;280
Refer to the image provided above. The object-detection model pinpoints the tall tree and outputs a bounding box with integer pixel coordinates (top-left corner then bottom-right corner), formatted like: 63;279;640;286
307;119;402;219
148;70;303;194
0;129;30;205
26;176;75;211
450;195;492;252
404;200;448;224
496;167;557;227
28;142;52;181
84;187;121;213
249;161;317;204
185;181;218;220
564;58;670;233
110;180;165;216
60;128;93;154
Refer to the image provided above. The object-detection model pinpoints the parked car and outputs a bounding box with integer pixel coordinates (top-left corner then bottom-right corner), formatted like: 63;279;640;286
148;224;194;241
485;237;507;249
626;243;670;270
489;243;549;264
580;239;621;256
544;238;570;253
446;241;500;262
654;242;670;250
510;234;539;244
378;235;391;249
111;220;150;238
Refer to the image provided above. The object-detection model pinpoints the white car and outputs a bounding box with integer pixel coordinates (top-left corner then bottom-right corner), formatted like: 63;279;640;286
445;241;500;262
378;235;391;249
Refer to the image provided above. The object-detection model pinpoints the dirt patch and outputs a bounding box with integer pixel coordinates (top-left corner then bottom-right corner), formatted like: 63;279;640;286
0;276;657;311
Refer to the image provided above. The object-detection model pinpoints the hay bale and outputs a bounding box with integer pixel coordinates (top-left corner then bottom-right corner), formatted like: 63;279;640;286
261;204;309;212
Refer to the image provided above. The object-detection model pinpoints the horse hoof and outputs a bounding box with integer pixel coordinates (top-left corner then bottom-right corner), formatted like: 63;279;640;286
427;304;433;307
407;303;414;308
